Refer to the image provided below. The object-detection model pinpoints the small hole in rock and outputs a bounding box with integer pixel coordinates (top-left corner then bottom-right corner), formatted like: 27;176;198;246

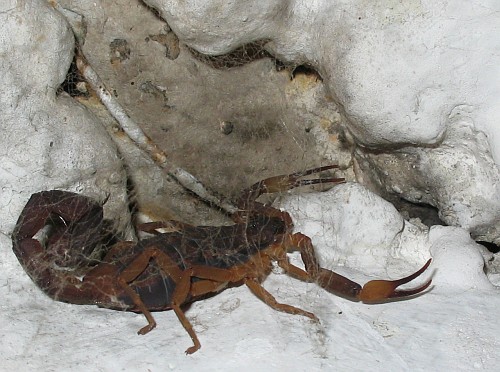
392;198;444;227
291;64;323;81
477;241;500;254
57;52;88;97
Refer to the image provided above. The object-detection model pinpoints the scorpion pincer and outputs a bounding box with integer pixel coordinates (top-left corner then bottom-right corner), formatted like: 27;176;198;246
12;165;431;354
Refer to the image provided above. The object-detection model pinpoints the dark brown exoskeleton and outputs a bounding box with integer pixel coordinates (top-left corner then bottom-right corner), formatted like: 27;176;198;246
12;165;431;354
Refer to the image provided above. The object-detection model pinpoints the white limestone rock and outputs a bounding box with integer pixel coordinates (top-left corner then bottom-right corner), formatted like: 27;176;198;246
145;0;500;152
429;225;494;291
0;1;128;234
276;183;427;275
145;0;500;244
277;185;491;290
360;116;500;245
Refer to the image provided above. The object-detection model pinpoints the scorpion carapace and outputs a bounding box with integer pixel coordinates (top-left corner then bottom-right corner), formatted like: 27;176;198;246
12;165;432;354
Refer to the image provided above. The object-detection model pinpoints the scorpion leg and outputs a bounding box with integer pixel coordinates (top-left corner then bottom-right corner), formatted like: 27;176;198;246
285;233;432;302
180;262;319;321
169;269;202;354
116;248;244;354
116;247;202;354
244;277;319;321
116;246;186;336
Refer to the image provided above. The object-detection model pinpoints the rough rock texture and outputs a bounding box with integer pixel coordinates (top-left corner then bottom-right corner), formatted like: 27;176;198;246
50;0;353;226
145;0;500;244
277;184;490;290
2;1;500;369
277;183;409;273
0;1;130;235
146;0;500;149
429;225;494;291
358;116;500;245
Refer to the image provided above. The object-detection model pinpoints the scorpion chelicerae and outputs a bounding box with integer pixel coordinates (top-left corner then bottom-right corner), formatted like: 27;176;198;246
12;165;431;354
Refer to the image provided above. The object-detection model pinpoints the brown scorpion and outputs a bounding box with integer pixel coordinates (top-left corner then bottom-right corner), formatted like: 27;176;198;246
12;165;431;354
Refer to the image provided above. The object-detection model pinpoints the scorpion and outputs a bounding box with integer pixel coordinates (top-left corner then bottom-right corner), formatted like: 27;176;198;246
12;165;431;354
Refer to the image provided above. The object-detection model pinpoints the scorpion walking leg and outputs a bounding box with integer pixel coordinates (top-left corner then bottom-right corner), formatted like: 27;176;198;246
116;249;202;354
175;264;328;331
244;277;318;321
169;268;202;354
118;250;241;354
186;264;319;321
168;265;249;354
116;246;187;336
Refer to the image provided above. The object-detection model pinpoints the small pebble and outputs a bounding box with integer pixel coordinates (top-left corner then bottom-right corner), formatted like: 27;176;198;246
220;121;234;135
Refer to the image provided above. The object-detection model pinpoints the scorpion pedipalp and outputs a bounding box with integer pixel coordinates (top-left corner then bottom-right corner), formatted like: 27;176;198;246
239;164;345;203
357;259;432;303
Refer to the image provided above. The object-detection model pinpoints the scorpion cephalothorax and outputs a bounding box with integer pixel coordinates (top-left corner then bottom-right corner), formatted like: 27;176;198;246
12;165;431;354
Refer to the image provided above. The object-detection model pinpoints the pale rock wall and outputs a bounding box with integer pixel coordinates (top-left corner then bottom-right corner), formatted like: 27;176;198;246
0;1;130;235
145;0;500;244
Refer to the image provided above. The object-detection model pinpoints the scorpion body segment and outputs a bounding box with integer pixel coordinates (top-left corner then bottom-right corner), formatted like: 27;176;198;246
12;166;431;354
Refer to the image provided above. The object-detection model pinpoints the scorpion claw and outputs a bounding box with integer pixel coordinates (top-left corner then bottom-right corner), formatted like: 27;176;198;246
358;259;432;303
240;164;345;202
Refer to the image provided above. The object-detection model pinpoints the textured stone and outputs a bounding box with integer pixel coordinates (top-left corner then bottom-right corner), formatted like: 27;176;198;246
0;1;129;234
